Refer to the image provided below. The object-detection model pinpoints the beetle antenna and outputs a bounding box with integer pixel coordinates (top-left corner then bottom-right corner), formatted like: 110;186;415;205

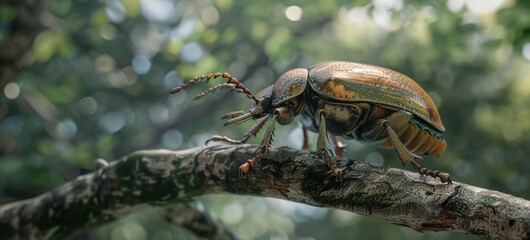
193;82;254;101
170;72;260;104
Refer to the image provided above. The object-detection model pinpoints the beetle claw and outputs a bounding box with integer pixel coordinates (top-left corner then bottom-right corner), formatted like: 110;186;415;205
417;166;452;184
334;168;343;182
325;167;343;182
239;169;247;179
436;172;452;184
319;150;343;182
445;175;452;184
239;163;250;179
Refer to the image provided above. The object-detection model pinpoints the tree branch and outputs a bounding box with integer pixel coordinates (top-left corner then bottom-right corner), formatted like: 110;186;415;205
0;145;528;239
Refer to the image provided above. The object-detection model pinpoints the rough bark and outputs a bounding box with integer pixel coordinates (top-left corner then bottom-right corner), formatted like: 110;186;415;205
0;145;528;240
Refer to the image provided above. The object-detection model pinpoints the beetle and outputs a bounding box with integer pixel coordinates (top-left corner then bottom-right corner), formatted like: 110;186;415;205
170;61;451;183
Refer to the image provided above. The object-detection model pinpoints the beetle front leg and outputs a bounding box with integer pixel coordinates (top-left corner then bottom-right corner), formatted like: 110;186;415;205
220;110;244;120
316;110;343;181
239;114;277;178
206;116;269;145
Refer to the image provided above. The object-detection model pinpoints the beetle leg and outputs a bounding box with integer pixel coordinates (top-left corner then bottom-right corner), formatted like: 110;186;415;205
239;114;277;178
302;125;309;150
383;111;452;184
316;110;343;181
221;111;243;120
300;122;345;157
205;135;243;145
206;116;269;145
411;161;452;184
384;120;422;167
361;110;412;142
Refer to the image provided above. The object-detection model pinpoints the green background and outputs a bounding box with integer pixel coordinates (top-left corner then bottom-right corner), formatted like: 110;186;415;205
1;0;530;239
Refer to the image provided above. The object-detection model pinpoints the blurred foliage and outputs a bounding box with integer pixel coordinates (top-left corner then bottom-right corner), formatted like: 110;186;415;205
1;0;530;239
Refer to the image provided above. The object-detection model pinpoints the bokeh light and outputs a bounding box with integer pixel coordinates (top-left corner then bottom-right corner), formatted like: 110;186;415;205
3;82;20;100
285;6;303;22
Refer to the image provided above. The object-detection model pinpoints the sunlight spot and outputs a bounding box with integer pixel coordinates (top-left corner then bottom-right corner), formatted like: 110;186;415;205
99;112;126;133
132;55;151;74
447;0;465;12
100;24;117;40
56;119;77;140
148;104;169;124
372;7;391;28
373;0;403;10
346;7;368;24
162;129;183;149
95;55;115;73
77;97;98;116
140;0;177;22
465;0;504;14
200;6;219;25
105;0;126;22
4;82;20;100
285;6;303;21
180;42;204;63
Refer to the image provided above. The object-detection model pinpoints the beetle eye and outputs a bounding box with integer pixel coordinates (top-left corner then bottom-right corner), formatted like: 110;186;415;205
261;95;272;109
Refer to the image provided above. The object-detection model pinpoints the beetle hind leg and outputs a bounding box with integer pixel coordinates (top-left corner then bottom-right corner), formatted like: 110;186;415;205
383;120;421;167
383;112;452;184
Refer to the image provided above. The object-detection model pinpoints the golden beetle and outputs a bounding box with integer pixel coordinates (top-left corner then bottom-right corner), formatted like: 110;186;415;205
170;61;450;183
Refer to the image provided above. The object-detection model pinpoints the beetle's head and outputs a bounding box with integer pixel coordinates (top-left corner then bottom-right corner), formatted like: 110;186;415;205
181;69;309;126
223;85;274;125
225;68;308;126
